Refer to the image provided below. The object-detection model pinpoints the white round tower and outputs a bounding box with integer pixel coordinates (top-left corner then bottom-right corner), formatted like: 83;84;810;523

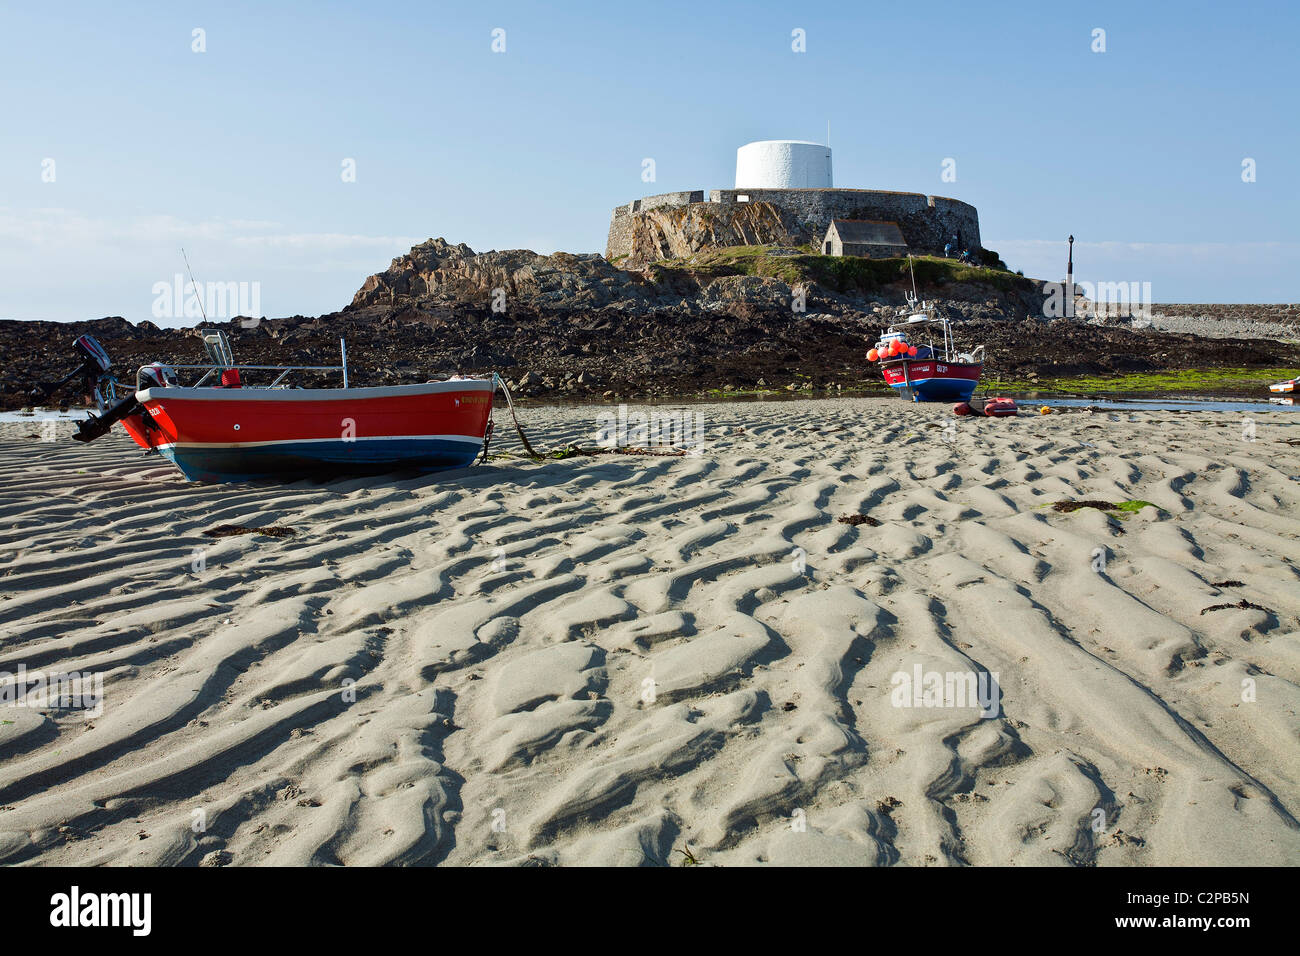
734;140;833;189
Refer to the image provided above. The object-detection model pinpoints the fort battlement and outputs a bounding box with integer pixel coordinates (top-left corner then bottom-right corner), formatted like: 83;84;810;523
606;187;981;262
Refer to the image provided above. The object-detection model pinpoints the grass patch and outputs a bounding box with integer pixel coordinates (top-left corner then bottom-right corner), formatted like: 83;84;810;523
703;387;786;397
650;248;1031;296
1114;499;1161;514
793;253;1028;295
988;367;1300;395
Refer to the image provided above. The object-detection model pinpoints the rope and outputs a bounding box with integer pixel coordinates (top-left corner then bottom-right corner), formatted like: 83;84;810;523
496;376;544;460
488;375;692;462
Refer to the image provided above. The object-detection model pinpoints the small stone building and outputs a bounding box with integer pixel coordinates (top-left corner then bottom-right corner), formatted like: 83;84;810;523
822;219;909;258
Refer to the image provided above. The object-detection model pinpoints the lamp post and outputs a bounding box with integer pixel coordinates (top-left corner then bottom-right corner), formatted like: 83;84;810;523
1066;235;1075;318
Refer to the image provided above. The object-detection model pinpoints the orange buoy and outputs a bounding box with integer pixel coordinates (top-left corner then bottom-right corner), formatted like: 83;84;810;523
867;348;879;362
907;346;918;357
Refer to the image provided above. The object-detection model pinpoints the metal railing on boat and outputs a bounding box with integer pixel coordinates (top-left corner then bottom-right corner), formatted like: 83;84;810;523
152;336;351;389
167;364;347;388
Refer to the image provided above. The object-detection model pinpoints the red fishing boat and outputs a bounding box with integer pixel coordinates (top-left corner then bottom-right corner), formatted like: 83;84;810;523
865;259;984;403
55;330;495;483
868;307;984;403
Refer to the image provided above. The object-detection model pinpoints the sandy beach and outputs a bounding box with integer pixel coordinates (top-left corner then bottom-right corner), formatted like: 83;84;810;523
0;398;1297;867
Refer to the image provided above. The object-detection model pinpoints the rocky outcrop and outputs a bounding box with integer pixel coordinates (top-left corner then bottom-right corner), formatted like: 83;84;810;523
623;202;801;267
351;238;663;312
349;236;1037;324
349;235;843;316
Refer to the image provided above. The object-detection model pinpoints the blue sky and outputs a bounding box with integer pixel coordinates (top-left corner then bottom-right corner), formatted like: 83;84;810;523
2;0;1296;323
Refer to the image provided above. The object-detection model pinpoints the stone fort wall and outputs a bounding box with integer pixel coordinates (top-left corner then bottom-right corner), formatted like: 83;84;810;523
606;188;980;261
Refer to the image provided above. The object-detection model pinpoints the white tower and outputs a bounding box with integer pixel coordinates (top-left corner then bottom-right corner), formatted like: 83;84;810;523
735;140;833;189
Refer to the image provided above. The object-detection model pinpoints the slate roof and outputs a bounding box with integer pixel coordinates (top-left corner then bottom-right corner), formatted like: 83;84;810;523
827;219;907;245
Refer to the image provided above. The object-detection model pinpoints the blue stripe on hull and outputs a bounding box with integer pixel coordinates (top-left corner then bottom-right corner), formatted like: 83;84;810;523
161;438;483;483
890;379;978;402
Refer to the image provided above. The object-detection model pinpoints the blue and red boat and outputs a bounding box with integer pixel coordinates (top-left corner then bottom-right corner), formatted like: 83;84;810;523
65;330;495;482
867;290;984;403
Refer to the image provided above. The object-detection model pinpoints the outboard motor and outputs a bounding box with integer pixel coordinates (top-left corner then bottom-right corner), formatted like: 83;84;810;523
71;362;178;445
74;334;112;377
28;334;155;444
31;333;114;403
72;338;145;443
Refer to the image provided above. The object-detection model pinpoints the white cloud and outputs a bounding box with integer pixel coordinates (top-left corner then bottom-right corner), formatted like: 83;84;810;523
230;232;423;250
0;207;416;251
0;207;423;322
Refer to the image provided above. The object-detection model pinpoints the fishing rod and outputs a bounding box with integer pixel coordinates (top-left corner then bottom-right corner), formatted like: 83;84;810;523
180;247;210;324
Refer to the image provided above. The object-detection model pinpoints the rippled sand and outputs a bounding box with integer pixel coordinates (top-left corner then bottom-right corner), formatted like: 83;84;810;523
0;398;1297;866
